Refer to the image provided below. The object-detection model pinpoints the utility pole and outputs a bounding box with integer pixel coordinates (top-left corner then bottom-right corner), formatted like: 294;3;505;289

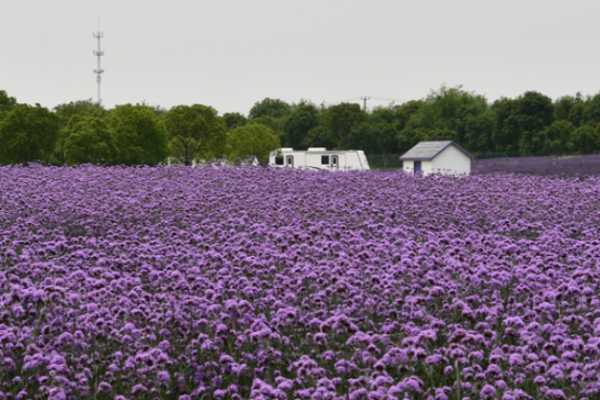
361;96;370;111
93;20;104;104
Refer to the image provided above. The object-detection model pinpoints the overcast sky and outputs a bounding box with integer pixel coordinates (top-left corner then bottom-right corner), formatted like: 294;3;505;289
2;1;599;115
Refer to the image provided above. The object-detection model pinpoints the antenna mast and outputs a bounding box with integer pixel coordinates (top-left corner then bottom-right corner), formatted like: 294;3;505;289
361;95;370;111
93;20;104;103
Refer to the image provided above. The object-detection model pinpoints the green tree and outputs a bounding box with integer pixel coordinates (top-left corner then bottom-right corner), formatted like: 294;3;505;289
0;90;17;117
163;104;227;165
370;122;399;166
108;104;169;166
397;129;426;155
62;114;117;165
568;100;585;127
324;103;367;149
513;91;554;155
571;125;599;154
394;100;424;132
53;100;107;165
426;129;457;141
226;123;281;164
581;93;600;128
368;106;401;161
464;111;494;153
541;120;575;155
302;125;336;149
0;104;60;165
283;101;320;149
250;115;284;136
404;85;488;144
223;112;248;130
248;98;292;120
554;93;583;122
54;99;106;129
491;97;519;153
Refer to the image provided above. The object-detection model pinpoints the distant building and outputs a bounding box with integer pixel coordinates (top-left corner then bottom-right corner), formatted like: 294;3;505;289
269;148;370;171
399;141;473;175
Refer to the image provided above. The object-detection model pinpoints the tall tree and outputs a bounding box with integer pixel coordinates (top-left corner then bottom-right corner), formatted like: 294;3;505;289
541;120;575;155
54;100;107;165
226;123;280;164
581;93;600;128
62;114;117;165
223;112;248;130
54;100;106;129
0;104;60;165
404;85;488;144
571;125;600;154
394;100;424;132
554;93;583;122
324;103;367;149
491;97;519;153
302;125;336;149
283;101;320;149
464;111;494;153
163;104;227;165
0;90;17;117
513;91;554;155
108;104;169;166
248;98;292;120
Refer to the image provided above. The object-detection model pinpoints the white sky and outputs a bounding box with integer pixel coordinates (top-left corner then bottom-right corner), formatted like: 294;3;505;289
2;1;599;116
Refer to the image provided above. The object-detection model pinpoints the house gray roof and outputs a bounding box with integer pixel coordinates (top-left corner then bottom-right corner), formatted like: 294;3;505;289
399;141;473;161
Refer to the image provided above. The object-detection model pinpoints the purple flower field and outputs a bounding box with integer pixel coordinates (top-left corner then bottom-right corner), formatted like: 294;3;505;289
1;165;600;400
473;154;600;178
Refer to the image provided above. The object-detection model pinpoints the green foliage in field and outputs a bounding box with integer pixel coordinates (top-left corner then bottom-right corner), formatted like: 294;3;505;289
2;84;600;167
163;104;227;165
226;122;280;164
0;103;59;165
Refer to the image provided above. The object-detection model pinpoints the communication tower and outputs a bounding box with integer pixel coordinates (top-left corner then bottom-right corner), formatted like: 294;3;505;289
93;26;104;103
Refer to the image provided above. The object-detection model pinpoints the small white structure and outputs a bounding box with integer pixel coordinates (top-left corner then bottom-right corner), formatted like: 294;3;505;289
269;147;370;171
400;141;473;175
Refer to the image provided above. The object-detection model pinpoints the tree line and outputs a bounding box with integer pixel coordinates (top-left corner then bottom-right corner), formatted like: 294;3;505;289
2;85;600;167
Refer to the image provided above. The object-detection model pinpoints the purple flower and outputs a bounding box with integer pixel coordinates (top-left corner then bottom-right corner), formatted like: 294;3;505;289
508;353;524;367
97;382;112;394
157;370;170;383
48;388;66;400
481;384;496;398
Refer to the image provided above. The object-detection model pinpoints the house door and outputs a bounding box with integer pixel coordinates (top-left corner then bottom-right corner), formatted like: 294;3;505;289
286;155;294;168
414;161;422;174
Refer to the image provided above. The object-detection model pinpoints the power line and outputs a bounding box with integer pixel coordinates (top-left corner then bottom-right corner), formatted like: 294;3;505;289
325;96;409;108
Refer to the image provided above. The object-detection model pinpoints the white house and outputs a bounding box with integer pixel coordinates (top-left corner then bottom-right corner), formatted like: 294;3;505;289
269;148;370;171
399;141;473;175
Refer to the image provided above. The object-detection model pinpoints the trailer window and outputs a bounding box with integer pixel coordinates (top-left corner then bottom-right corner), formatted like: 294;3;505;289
332;156;338;166
275;155;284;165
321;155;330;165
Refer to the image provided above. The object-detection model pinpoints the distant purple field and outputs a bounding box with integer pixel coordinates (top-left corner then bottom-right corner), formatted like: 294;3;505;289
473;154;600;177
1;165;600;399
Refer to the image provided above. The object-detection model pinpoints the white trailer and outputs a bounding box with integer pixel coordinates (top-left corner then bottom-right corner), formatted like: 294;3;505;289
269;147;370;171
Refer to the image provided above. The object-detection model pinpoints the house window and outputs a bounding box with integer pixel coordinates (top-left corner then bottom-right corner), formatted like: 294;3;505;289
321;155;330;165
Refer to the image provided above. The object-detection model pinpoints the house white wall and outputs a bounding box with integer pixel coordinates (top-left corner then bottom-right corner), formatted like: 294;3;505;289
431;145;471;175
402;160;434;174
403;145;471;175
